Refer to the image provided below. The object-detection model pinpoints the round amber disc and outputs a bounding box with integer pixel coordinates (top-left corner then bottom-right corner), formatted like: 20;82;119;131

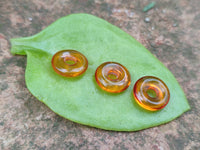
95;62;131;93
51;50;88;77
133;76;170;111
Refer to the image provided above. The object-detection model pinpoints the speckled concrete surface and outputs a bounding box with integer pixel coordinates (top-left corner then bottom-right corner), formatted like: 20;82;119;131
0;0;200;149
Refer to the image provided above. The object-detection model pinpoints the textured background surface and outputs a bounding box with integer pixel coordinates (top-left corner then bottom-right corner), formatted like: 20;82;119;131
0;0;199;149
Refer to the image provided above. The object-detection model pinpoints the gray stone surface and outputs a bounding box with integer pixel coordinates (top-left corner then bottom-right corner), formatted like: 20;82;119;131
0;0;199;149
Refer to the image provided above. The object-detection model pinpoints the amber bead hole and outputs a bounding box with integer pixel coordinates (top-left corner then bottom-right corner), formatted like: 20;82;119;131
107;69;120;81
146;88;158;99
64;56;77;66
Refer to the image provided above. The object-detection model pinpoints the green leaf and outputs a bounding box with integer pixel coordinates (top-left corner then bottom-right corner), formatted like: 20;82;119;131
10;14;190;131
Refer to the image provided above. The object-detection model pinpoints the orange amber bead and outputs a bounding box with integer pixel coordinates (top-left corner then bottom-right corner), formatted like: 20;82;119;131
133;76;170;111
95;62;131;93
51;50;88;77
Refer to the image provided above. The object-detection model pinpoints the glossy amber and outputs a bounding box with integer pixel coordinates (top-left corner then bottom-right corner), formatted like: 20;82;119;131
51;50;88;77
95;62;131;93
133;76;170;111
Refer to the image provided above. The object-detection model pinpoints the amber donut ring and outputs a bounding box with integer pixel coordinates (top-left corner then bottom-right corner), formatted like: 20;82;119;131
95;62;131;93
133;76;170;111
51;50;88;77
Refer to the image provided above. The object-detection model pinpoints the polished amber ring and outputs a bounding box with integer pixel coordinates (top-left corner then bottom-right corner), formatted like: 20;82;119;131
95;62;131;93
133;76;170;111
51;50;88;77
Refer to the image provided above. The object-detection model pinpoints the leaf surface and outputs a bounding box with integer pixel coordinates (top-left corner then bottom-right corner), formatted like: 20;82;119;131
11;14;190;131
